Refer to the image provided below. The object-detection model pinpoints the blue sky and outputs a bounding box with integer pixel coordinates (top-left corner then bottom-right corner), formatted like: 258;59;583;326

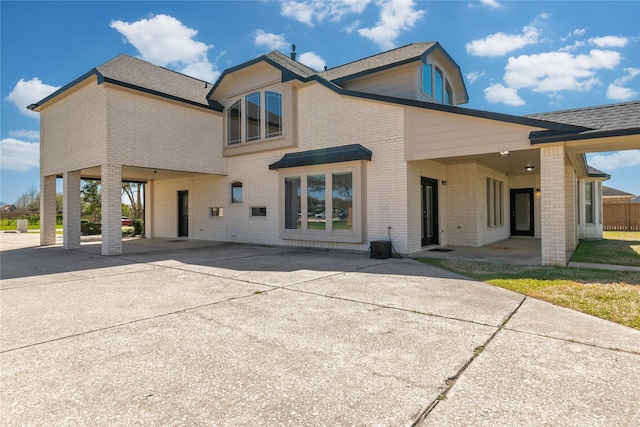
1;0;639;205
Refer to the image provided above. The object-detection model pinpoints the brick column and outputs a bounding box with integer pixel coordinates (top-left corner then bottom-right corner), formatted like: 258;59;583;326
63;171;81;249
40;175;57;246
144;180;153;238
565;166;578;251
540;146;566;266
101;163;122;255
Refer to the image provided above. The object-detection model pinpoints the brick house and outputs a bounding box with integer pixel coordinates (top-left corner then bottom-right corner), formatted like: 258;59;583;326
29;42;640;265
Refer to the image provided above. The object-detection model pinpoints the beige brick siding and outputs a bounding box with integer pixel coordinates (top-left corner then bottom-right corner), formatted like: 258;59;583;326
62;171;81;250
540;146;567;265
40;175;57;246
101;164;122;255
565;166;578;251
151;82;407;252
41;79;107;176
106;86;224;174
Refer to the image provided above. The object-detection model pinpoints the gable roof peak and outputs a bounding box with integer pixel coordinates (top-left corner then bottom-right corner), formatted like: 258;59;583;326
319;42;437;82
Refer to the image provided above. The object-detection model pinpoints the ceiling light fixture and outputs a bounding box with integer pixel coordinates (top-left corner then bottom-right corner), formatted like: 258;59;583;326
499;150;510;157
525;165;535;172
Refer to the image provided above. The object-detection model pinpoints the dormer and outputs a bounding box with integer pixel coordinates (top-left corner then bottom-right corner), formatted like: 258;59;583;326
319;42;468;106
208;51;316;157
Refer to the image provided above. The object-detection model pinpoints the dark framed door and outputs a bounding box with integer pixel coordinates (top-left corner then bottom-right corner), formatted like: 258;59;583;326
178;190;189;237
421;177;439;246
510;188;534;236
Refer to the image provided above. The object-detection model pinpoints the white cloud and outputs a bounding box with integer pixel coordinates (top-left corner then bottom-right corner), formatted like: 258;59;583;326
479;0;502;9
281;0;371;26
466;71;486;84
110;14;219;82
5;78;60;119
281;1;316;25
358;0;425;49
298;52;326;71
254;30;289;50
466;21;541;56
344;20;361;34
8;130;40;140
607;84;638;101
589;36;628;48
588;150;640;171
561;28;587;42
484;83;525;106
607;67;640;101
0;138;39;171
503;49;621;93
559;40;585;52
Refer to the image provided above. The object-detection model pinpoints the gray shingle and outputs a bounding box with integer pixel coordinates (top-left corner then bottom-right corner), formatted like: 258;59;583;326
96;54;213;107
319;42;436;82
265;51;318;78
527;101;640;133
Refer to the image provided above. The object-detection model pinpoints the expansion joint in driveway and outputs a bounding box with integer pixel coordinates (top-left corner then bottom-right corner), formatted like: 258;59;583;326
410;296;527;426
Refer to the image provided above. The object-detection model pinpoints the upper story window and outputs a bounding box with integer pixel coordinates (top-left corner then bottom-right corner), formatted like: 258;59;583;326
421;64;453;106
227;90;282;145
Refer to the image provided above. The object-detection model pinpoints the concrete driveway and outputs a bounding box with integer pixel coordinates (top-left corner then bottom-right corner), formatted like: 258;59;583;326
1;233;639;426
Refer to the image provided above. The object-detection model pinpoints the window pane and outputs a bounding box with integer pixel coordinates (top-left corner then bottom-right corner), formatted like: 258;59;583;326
245;92;261;142
231;182;242;203
265;91;282;138
307;174;325;231
499;182;504;225
227;100;241;145
285;177;301;229
435;68;443;103
486;178;491;227
332;172;353;231
422;64;432;96
251;207;266;217
585;182;594;223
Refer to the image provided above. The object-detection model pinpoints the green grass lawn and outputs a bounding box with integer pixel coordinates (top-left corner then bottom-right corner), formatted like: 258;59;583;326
571;231;640;266
419;258;640;329
0;219;62;230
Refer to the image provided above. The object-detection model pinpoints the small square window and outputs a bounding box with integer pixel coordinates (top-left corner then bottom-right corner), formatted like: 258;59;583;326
251;207;267;217
210;207;223;217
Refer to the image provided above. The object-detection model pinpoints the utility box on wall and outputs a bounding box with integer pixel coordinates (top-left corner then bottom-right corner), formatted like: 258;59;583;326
370;240;392;259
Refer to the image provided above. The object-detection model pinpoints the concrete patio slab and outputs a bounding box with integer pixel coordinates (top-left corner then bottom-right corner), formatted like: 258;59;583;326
506;297;640;354
424;329;640;427
1;233;638;426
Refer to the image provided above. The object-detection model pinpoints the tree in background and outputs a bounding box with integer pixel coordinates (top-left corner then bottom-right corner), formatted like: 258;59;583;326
122;182;143;219
81;180;101;222
14;184;40;211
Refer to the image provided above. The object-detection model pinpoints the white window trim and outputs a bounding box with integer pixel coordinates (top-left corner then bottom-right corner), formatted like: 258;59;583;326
279;161;366;244
418;62;454;106
226;90;284;146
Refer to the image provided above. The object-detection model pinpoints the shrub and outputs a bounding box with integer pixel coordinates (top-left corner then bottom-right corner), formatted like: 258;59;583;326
81;222;101;236
133;219;144;235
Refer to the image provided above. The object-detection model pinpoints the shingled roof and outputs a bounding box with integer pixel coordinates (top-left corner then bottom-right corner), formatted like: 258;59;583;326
319;42;436;82
603;185;635;197
29;54;223;112
528;101;640;132
96;54;214;107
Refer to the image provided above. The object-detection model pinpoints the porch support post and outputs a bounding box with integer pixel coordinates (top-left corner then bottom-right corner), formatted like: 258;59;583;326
540;146;567;266
565;166;578;252
101;163;122;255
63;171;81;250
40;174;57;246
144;180;154;238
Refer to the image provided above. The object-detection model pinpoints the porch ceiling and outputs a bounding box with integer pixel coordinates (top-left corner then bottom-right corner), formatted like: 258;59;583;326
433;148;541;176
72;166;225;182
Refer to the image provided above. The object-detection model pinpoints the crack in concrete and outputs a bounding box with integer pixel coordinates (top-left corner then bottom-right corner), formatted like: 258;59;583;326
410;296;528;426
